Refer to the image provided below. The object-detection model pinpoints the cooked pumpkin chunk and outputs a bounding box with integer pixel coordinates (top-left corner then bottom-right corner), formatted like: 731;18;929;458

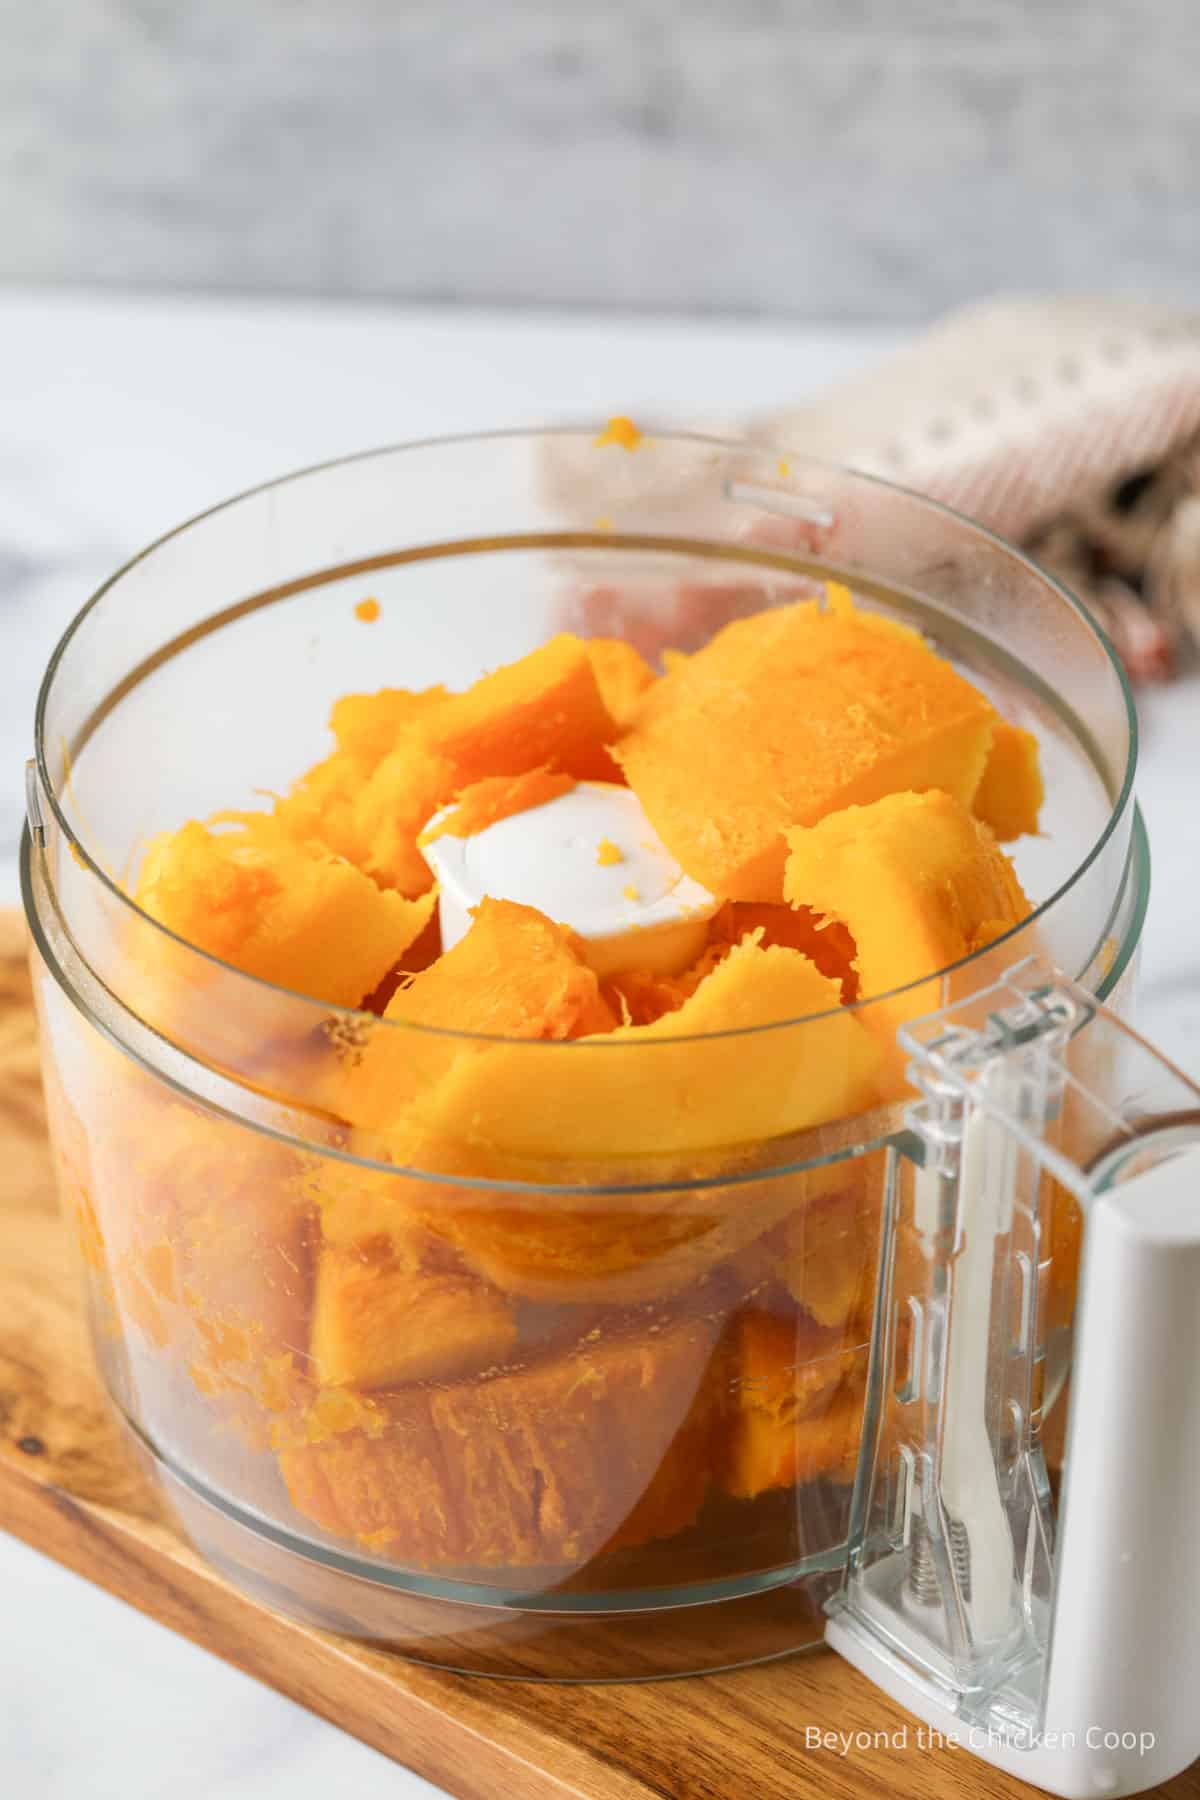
350;739;454;895
279;1315;719;1568
432;1182;792;1306
614;591;997;899
602;1379;717;1554
305;1159;407;1250
712;901;859;1002
135;813;436;1007
418;769;576;846
306;1126;664;1309
274;747;371;867
275;685;448;867
329;685;448;761
410;933;882;1160
380;897;614;1039
585;637;657;725
347;637;620;890
96;1094;311;1440
341;898;617;1132
719;1310;863;1501
418;634;619;786
784;1174;883;1333
783;789;1032;1029
972;719;1044;841
600;962;704;1028
311;1233;516;1390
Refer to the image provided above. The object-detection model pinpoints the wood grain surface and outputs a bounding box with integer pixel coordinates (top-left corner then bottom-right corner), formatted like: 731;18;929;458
1;910;1196;1800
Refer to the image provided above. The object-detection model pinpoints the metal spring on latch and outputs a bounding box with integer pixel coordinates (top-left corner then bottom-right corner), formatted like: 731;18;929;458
908;1516;940;1605
908;1515;972;1605
949;1517;972;1602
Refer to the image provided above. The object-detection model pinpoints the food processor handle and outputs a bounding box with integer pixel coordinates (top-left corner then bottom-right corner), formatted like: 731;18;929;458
1028;1150;1200;1797
824;962;1200;1799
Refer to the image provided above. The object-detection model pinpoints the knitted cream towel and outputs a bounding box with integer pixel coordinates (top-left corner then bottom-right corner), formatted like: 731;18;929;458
543;300;1200;678
749;297;1200;677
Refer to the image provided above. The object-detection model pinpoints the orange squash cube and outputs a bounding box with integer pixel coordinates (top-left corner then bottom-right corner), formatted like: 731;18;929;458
380;897;615;1041
135;813;436;1007
431;1186;788;1307
300;1118;783;1313
585;637;657;725
417;633;619;787
351;739;456;894
328;685;448;761
418;769;576;846
310;1234;516;1390
279;1315;720;1569
614;592;997;900
712;901;859;1002
346;637;621;890
784;1174;883;1333
275;684;448;869
783;788;1032;1035
972;719;1044;841
719;1310;863;1501
341;898;617;1132
412;932;883;1161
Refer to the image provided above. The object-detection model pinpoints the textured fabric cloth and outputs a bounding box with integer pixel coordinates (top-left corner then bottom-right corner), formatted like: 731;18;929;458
750;298;1200;680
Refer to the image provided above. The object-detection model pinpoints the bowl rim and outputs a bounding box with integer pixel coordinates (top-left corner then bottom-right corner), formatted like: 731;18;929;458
30;425;1139;1051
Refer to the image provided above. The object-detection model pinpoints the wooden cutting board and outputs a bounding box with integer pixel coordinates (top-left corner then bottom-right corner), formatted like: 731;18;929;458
1;909;1196;1800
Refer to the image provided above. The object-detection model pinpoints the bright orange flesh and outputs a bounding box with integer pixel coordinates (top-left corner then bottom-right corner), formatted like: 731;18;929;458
118;598;1050;1578
711;901;859;1003
341;898;617;1133
279;1316;718;1569
784;787;1032;1038
418;770;576;846
585;637;657;725
973;718;1044;840
416;634;620;787
135;813;434;1007
719;1311;863;1501
407;934;883;1161
310;1234;517;1390
273;686;449;875
329;685;449;760
334;638;619;890
614;591;997;899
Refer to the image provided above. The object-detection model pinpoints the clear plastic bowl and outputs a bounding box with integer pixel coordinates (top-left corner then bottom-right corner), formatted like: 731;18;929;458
22;431;1145;1678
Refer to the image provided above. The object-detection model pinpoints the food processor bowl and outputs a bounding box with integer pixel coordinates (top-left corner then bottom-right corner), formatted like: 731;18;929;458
22;432;1146;1679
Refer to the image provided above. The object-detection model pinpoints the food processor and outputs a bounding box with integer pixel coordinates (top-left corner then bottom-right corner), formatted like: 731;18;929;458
20;431;1199;1798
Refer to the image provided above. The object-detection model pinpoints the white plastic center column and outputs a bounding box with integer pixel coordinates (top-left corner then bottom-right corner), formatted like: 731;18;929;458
420;781;718;977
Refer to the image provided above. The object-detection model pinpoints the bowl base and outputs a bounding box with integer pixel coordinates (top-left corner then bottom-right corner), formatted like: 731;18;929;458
137;1435;837;1681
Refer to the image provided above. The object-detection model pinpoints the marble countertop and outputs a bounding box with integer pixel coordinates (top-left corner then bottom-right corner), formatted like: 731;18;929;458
2;286;1198;1798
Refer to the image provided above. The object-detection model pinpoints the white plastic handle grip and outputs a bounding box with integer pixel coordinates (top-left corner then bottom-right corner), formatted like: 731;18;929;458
1031;1148;1200;1798
829;1144;1200;1799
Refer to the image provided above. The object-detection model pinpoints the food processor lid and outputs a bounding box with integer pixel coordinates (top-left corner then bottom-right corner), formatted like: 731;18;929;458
825;956;1200;1798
